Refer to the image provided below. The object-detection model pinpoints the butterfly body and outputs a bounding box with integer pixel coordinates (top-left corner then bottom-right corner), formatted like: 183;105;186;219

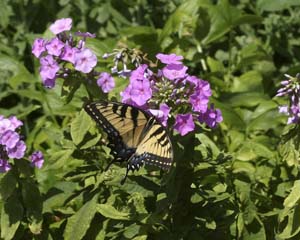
84;101;173;183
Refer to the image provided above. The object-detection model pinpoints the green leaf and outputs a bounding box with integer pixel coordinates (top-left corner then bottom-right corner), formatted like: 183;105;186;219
123;223;140;238
247;109;282;132
80;134;101;149
43;182;78;213
231;71;263;93
203;0;261;44
0;171;17;201
236;141;274;161
0;55;34;88
21;179;43;234
243;216;266;240
0;0;13;28
64;194;99;240
46;149;74;170
71;109;92;145
284;180;300;208
256;0;300;12
159;0;202;44
278;203;300;239
0;193;24;240
213;99;246;130
97;204;131;220
132;236;147;240
195;133;220;157
207;56;225;73
227;92;269;108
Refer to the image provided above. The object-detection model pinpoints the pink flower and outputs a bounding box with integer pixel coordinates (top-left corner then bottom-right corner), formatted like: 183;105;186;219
130;80;152;106
0;119;13;134
0;130;20;149
74;48;97;73
7;140;26;159
97;72;115;93
61;45;77;64
49;18;72;35
162;64;188;80
39;55;60;80
149;103;170;127
29;151;44;169
130;64;148;81
156;53;183;64
198;104;223;128
42;78;56;88
46;37;65;56
0;159;11;173
32;38;46;58
174;114;195;136
8;116;23;129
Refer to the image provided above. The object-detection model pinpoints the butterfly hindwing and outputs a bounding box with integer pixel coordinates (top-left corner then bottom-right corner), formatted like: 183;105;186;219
128;117;173;170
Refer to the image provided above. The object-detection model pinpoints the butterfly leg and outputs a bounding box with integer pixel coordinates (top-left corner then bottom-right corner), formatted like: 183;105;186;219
120;165;130;185
104;158;123;171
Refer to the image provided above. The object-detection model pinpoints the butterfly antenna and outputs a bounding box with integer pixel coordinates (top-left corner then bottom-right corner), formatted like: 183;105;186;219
121;165;130;185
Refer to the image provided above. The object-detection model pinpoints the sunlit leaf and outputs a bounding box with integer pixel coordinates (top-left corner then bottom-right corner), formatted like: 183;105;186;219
64;194;99;240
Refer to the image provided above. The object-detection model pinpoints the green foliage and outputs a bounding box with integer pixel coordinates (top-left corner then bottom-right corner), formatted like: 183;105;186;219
1;0;300;239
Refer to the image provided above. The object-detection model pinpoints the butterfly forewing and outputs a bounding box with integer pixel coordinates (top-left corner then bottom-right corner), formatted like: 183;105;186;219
85;102;149;148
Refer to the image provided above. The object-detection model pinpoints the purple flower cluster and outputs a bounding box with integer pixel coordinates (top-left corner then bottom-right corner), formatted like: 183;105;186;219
0;116;44;173
115;53;223;135
32;18;114;93
277;73;300;124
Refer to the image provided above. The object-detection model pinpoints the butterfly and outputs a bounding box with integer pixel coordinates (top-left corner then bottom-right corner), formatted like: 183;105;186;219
84;101;173;184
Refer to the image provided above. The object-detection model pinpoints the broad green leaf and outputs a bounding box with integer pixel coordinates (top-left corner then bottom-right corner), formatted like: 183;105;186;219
0;171;17;201
232;161;255;175
247;109;282;132
279;139;299;167
195;133;220;157
132;236;147;240
231;71;263;93
227;92;269;108
43;182;78;213
21;179;43;234
80;134;101;149
0;0;13;28
11;89;44;102
64;194;99;240
213;99;246;130
190;192;203;203
277;203;300;239
207;56;225;73
0;193;24;240
97;204;131;220
242;216;266;240
284;180;300;208
202;0;261;44
236;141;274;161
46;149;74;170
123;223;140;238
159;0;202;44
257;0;300;12
71;109;92;145
251;100;278;119
0;55;34;88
